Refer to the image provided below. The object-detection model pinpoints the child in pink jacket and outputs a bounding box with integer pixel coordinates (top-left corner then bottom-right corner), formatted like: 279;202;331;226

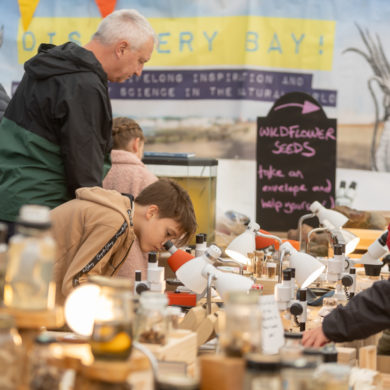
103;117;157;280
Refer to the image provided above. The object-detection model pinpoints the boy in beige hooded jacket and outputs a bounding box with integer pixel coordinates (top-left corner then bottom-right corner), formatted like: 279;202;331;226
51;179;196;305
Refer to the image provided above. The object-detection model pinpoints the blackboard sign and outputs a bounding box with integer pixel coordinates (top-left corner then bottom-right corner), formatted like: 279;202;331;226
256;92;337;231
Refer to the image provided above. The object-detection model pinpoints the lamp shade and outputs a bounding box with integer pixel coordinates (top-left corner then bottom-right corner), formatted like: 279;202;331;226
310;201;348;229
255;233;300;251
213;269;254;298
175;256;209;294
255;229;278;249
225;222;260;265
175;245;222;294
168;250;193;273
281;241;325;288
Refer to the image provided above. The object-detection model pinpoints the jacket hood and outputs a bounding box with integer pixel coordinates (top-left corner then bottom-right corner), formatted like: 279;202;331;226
24;42;107;83
75;187;132;224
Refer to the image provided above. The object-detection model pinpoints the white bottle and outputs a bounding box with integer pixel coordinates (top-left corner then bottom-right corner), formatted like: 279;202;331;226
195;233;207;257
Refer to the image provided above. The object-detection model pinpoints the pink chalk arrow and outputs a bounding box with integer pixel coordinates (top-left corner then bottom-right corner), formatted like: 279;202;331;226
274;100;320;114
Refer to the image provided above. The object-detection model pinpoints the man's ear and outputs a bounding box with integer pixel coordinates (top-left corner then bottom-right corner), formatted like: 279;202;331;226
146;204;159;220
116;40;128;57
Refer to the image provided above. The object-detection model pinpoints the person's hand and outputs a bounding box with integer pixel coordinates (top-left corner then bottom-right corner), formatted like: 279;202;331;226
302;326;330;347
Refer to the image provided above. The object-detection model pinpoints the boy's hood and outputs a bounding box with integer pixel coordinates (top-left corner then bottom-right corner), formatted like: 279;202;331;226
24;42;107;83
75;187;131;223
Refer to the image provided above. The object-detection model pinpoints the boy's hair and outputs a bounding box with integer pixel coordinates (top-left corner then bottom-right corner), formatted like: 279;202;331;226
135;179;197;246
112;117;145;150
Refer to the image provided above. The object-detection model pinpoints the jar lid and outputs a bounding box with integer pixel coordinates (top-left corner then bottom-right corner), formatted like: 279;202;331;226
17;204;52;229
245;354;281;371
303;348;324;356
282;358;317;370
284;331;303;339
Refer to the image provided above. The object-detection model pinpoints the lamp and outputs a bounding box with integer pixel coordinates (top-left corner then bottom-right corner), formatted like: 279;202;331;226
280;241;325;288
226;222;288;281
225;222;259;265
298;201;349;252
175;245;254;313
309;201;349;230
306;227;360;256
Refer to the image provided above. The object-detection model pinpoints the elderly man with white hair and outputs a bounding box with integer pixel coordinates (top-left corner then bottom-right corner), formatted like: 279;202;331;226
0;9;156;238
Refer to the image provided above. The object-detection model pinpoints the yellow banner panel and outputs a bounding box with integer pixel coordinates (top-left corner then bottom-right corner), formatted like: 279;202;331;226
18;16;335;71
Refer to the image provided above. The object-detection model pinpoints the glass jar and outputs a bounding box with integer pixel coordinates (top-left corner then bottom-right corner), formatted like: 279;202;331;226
88;276;134;361
135;291;168;345
254;250;264;277
279;332;303;363
281;359;318;390
3;205;56;310
219;290;262;358
243;354;281;390
302;348;324;366
0;313;23;390
29;333;65;390
166;306;182;334
314;363;351;390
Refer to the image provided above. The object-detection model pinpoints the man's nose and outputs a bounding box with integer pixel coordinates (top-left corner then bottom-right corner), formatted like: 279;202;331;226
135;64;143;77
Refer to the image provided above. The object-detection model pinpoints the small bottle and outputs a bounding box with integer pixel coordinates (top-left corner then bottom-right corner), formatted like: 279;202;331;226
247;252;255;274
4;205;56;310
274;269;292;311
135;291;168;345
219;290;262;358
254;250;264;278
29;333;66;390
89;276;133;361
244;354;281;390
0;313;23;390
195;233;206;257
